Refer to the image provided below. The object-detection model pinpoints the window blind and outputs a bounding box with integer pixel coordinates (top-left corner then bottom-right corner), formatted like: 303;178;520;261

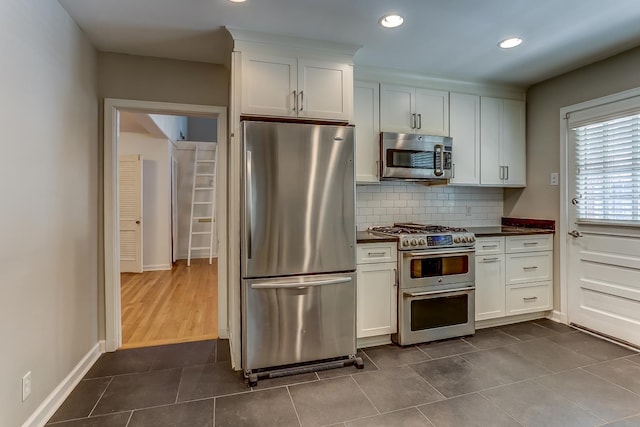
573;113;640;222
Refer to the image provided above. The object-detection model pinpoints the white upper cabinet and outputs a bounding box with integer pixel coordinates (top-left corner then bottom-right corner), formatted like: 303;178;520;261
241;52;353;122
480;97;526;186
241;54;297;118
298;59;353;121
380;84;449;135
354;81;380;184
449;93;480;185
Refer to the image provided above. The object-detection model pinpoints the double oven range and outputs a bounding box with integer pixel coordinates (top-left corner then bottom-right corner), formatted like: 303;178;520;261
369;223;476;345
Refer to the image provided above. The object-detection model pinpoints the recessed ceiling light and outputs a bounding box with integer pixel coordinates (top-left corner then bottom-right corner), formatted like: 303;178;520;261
498;37;523;49
228;0;246;3
379;14;404;29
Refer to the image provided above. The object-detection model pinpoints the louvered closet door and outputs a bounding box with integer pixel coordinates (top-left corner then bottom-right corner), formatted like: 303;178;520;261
119;155;143;273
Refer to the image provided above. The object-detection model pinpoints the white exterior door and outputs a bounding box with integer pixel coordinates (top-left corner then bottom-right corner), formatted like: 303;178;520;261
119;154;143;273
565;99;640;347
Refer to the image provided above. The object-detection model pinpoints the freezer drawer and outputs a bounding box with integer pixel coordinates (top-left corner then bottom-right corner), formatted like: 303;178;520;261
242;272;357;371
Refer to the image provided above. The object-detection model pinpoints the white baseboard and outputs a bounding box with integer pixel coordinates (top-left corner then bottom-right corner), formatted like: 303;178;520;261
548;310;568;324
476;311;549;329
143;264;172;271
218;327;229;339
357;335;392;348
22;341;104;427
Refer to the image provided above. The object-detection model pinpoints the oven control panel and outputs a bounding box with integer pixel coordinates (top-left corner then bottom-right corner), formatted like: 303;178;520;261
400;233;475;250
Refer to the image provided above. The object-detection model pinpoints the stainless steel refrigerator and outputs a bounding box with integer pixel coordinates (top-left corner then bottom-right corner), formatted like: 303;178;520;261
241;120;357;380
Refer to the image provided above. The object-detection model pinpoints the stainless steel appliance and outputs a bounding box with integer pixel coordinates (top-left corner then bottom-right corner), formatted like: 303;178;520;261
380;132;453;181
368;223;476;345
241;120;361;385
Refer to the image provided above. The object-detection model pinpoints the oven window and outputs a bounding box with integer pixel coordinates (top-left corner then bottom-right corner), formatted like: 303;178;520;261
387;149;435;169
411;294;469;331
410;255;468;278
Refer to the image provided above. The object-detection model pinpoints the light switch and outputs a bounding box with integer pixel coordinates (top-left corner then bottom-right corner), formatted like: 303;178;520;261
550;172;559;186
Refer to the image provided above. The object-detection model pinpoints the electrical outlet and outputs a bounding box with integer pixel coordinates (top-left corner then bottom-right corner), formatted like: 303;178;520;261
550;172;559;186
22;371;32;401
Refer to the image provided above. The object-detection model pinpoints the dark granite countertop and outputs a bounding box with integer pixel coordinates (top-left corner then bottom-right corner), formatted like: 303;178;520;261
467;226;555;237
356;231;398;244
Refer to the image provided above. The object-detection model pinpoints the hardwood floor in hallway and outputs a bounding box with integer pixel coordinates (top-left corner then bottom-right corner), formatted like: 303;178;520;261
120;258;218;349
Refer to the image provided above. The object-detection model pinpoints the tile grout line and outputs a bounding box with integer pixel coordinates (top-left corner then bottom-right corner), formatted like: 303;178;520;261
577;364;640;399
349;374;381;416
531;375;608;424
212;395;216;427
124;410;134;427
87;376;114;418
175;367;184;404
285;385;304;427
476;391;525;426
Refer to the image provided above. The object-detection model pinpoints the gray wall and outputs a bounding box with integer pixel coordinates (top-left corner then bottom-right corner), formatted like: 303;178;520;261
97;52;230;340
505;45;640;309
0;1;98;425
188;117;219;142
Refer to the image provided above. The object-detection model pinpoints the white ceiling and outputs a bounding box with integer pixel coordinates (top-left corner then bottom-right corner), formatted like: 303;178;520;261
58;0;640;87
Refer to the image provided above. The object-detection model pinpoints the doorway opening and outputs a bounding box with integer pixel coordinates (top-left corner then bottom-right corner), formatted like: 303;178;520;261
104;99;228;352
117;112;220;348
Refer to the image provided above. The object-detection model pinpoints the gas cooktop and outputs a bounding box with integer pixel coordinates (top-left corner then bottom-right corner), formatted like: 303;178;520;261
368;222;475;250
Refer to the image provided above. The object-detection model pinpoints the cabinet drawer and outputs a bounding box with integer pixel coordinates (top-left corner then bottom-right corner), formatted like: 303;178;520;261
506;281;552;315
506;252;552;285
357;243;397;264
506;234;552;253
476;237;505;255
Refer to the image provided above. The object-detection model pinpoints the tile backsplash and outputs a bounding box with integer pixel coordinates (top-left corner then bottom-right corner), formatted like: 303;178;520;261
356;182;503;230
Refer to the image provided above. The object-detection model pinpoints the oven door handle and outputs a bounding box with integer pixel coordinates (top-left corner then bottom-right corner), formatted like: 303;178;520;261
405;248;475;257
403;286;475;297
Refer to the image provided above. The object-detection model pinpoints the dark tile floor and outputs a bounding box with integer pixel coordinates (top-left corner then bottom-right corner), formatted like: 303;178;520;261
46;320;640;427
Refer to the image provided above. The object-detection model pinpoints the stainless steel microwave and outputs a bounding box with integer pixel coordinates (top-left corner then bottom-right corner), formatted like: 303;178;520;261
380;132;453;181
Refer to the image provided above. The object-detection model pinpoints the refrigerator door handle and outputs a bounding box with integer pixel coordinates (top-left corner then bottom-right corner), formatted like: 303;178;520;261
251;276;352;289
245;150;253;259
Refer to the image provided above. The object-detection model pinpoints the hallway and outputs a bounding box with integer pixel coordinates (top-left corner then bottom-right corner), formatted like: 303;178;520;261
120;259;218;349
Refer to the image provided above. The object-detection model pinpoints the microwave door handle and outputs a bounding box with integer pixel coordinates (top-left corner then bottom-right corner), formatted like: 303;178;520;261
434;144;444;176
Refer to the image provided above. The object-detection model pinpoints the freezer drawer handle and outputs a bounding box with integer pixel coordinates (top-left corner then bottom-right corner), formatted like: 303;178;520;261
404;286;475;297
251;277;352;289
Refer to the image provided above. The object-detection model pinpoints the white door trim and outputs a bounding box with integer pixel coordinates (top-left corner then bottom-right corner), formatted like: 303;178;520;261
104;98;228;352
558;86;640;326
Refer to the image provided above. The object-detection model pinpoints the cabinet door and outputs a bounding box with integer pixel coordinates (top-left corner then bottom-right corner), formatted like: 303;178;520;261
501;99;526;186
298;59;353;121
414;89;449;136
380;84;414;133
356;262;397;338
475;254;505;321
354;82;380;183
449;93;480;185
241;54;297;117
480;96;503;185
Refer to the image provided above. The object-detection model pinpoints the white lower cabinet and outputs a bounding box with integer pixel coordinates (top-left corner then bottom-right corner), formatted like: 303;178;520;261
475;234;553;321
356;242;397;338
475;254;505;320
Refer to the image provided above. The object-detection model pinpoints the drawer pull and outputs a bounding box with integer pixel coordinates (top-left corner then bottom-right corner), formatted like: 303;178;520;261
482;244;498;249
481;257;500;262
523;296;538;302
367;252;387;257
523;242;539;246
523;266;539;270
